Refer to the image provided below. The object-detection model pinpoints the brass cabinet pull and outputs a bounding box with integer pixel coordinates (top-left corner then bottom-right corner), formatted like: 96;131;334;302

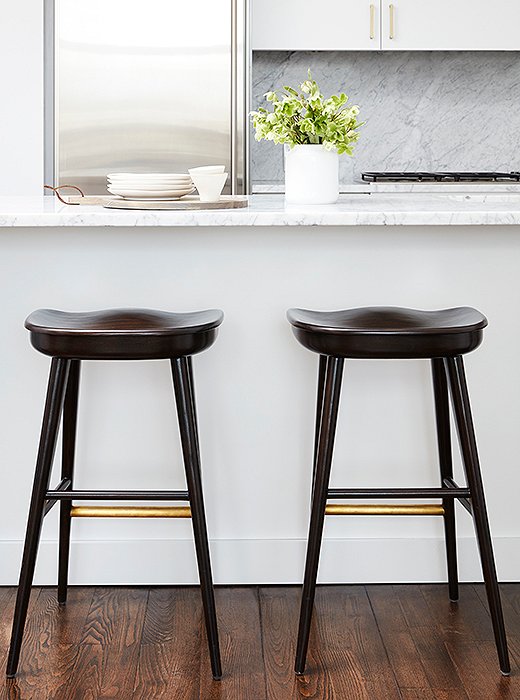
370;3;375;39
389;3;395;39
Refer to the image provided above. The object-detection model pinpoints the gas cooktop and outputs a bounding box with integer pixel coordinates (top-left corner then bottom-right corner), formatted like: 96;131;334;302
361;172;520;183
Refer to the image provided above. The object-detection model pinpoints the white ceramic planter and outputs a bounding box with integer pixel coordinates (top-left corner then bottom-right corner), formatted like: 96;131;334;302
284;144;339;204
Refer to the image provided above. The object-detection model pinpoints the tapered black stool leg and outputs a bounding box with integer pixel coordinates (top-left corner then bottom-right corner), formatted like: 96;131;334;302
7;358;71;677
445;355;510;675
295;356;344;675
311;355;328;492
431;358;459;602
58;360;81;604
171;356;222;681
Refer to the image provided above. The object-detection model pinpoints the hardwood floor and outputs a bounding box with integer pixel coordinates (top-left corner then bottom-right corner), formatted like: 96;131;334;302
1;584;520;699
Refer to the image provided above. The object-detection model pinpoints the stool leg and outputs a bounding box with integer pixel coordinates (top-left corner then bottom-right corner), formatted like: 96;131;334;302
431;358;459;602
7;358;70;677
171;356;222;681
445;355;510;675
311;355;328;493
295;356;344;675
58;360;81;604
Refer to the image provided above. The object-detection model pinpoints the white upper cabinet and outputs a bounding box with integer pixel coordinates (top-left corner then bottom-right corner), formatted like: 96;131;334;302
251;0;379;51
252;0;520;51
380;0;520;50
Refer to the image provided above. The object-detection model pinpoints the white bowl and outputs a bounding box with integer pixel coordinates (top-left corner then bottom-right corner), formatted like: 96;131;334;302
190;172;228;202
188;165;226;175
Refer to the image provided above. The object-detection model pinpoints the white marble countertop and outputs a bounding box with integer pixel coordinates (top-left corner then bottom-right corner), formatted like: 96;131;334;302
2;193;520;226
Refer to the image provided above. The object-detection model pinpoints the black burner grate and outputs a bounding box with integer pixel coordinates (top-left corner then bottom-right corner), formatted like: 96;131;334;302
361;172;520;183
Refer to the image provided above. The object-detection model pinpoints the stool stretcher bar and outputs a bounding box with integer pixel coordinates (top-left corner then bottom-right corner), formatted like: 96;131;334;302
70;505;192;518
327;486;470;499
325;503;445;516
45;489;190;501
43;478;71;516
43;488;190;517
443;478;473;515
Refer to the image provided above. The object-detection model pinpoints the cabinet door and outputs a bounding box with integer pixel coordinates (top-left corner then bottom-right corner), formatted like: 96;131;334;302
381;0;520;50
252;0;380;51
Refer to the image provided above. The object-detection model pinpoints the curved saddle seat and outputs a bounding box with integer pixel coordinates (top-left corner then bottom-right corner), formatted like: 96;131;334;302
25;308;224;359
287;306;487;359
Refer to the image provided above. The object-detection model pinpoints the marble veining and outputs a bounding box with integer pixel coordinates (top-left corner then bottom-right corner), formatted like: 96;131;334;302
251;51;520;187
2;194;520;227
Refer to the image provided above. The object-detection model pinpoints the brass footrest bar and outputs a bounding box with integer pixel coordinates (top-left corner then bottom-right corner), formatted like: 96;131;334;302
325;503;445;516
70;505;192;518
328;487;470;499
43;478;72;517
45;489;189;501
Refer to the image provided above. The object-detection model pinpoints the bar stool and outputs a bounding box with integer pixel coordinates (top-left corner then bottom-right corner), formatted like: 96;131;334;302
287;306;510;676
7;308;223;679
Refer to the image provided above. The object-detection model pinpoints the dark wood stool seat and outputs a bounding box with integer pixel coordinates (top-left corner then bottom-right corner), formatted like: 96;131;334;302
8;307;224;680
287;306;487;359
25;308;224;360
289;305;510;678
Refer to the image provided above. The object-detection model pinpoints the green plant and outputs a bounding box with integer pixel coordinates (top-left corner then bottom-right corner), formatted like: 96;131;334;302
250;71;363;155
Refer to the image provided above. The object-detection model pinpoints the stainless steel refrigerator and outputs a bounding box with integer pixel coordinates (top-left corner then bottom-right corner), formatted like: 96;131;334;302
47;0;249;194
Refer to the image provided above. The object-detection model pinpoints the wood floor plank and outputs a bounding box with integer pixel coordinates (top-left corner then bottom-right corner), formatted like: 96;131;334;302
486;582;520;646
394;584;469;698
1;588;58;700
71;586;149;699
497;584;520;618
39;587;96;700
199;587;267;700
312;585;401;699
399;689;437;699
133;587;201;700
421;583;493;642
388;687;463;700
421;583;520;699
260;586;320;700
444;639;519;699
0;588;17;661
401;690;477;700
53;587;97;646
367;584;432;692
473;584;520;674
0;587;35;700
98;587;148;699
58;641;105;700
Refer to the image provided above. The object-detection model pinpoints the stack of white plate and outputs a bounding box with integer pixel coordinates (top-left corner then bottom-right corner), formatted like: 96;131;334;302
107;173;194;200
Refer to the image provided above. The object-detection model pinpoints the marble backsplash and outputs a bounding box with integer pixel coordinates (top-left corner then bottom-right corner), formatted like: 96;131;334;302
251;51;520;186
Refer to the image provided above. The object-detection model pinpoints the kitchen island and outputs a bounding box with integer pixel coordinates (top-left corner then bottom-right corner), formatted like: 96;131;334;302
1;194;519;587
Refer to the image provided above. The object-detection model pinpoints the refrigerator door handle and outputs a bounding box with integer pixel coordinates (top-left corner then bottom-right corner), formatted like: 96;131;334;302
231;0;249;195
231;0;237;194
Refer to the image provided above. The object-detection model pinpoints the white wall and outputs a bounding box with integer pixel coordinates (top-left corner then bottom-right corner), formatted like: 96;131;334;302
0;1;43;195
0;223;519;585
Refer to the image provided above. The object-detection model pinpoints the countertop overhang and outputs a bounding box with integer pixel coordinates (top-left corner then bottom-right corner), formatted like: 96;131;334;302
2;193;520;227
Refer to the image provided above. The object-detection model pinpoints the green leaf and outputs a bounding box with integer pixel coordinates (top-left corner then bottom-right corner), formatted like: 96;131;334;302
250;69;362;152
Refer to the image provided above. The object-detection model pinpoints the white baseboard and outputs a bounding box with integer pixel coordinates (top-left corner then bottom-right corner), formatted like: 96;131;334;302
1;536;518;586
